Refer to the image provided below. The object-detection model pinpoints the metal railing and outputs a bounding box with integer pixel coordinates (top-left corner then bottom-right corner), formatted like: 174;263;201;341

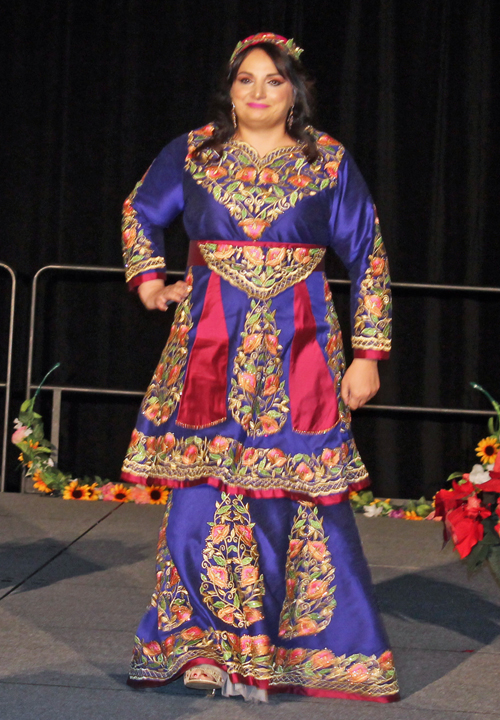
21;264;499;492
0;264;16;492
24;265;185;490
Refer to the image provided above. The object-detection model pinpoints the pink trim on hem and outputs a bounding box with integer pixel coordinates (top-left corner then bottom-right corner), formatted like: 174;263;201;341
353;349;390;361
120;472;371;505
127;658;400;703
127;270;166;291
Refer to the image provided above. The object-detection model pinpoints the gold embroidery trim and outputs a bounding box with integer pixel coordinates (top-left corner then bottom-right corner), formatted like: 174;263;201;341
352;209;391;352
324;278;350;428
279;502;336;639
130;628;398;697
228;299;289;437
140;269;193;426
150;493;193;631
185;125;345;240
122;174;166;284
200;494;265;628
198;243;325;299
122;431;368;497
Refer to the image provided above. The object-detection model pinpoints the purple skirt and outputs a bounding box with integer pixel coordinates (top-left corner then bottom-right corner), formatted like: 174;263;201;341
128;484;399;702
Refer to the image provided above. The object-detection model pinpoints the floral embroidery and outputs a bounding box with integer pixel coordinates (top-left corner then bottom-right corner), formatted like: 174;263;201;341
324;279;350;429
150;493;193;631
186;125;345;240
228;299;289;436
352;210;391;353
200;494;265;627
121;430;368;498
198;242;323;436
129;627;398;698
140;270;193;426
122;174;166;283
198;242;325;299
279;502;336;638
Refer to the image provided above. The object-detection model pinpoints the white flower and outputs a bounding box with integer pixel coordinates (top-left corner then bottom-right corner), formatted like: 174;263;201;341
363;505;383;517
47;458;55;467
469;464;492;485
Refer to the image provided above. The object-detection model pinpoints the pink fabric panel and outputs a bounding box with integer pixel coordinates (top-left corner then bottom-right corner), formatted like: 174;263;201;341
176;272;228;427
289;282;339;433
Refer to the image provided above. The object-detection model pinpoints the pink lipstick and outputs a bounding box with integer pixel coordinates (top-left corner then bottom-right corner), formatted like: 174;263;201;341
247;102;269;108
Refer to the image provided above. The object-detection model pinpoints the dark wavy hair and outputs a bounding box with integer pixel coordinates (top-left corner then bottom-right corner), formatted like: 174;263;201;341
194;42;319;163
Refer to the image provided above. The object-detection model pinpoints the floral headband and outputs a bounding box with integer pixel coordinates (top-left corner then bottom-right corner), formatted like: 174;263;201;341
229;32;304;68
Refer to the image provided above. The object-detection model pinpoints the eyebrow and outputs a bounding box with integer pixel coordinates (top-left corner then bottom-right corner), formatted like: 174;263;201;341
236;71;285;78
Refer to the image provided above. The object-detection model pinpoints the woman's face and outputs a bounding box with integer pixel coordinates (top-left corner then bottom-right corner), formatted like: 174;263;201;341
231;48;295;132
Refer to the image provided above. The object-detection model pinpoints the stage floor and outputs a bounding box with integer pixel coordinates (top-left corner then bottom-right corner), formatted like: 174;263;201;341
0;492;499;720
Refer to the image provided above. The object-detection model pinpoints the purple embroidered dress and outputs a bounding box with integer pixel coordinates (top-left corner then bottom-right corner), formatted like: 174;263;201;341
122;125;398;702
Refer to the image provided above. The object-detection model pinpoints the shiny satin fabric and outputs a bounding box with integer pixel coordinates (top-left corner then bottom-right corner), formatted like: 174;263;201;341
128;485;399;702
176;272;228;428
290;281;339;433
121;265;370;502
122;127;397;702
123;128;391;361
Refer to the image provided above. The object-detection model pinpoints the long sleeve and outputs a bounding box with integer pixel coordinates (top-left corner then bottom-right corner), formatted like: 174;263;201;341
122;134;187;289
328;151;392;360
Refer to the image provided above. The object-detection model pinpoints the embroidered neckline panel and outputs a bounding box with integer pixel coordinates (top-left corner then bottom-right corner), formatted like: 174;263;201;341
185;124;345;240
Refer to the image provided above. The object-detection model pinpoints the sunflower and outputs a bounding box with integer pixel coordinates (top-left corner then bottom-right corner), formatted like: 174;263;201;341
476;436;500;465
18;452;33;468
86;483;100;501
110;483;132;502
146;485;170;505
33;472;52;494
62;480;89;500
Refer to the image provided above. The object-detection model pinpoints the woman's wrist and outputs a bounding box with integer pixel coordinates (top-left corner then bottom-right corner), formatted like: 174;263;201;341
138;279;165;309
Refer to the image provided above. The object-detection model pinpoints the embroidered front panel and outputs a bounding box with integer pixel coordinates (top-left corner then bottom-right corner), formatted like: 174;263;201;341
140;270;194;426
198;242;325;299
228;299;289;437
130;627;398;697
200;494;265;628
352;210;392;353
186;126;345;240
324;279;350;429
279;502;336;639
122;430;368;497
150;493;193;631
122;175;166;283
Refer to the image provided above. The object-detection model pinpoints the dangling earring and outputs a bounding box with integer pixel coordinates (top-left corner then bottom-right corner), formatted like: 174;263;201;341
231;102;237;129
287;105;294;131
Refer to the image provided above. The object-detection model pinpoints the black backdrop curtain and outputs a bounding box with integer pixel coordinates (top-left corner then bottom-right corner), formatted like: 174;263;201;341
1;0;498;496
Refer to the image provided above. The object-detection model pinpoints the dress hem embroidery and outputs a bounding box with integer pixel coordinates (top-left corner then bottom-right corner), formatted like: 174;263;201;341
129;629;398;699
120;472;371;504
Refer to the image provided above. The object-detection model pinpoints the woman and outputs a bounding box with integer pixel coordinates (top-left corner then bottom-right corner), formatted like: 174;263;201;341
122;32;397;703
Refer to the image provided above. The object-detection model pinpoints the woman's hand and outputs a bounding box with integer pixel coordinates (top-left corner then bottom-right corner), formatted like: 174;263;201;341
138;279;191;311
340;358;380;410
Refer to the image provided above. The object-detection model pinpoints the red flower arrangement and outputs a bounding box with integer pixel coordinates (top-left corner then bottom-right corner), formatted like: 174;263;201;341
434;383;500;580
